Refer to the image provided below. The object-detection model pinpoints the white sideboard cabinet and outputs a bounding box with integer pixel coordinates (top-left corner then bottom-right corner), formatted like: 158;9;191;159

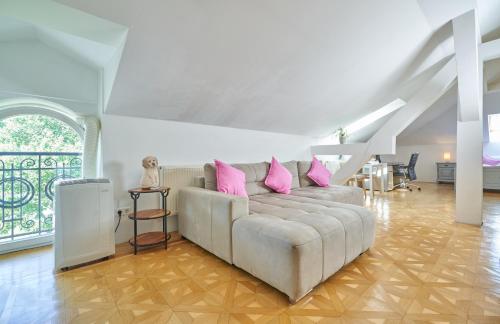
436;162;456;183
484;166;500;190
436;162;500;190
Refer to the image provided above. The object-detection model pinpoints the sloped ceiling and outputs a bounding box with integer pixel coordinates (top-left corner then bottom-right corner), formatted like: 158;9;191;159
56;0;456;137
397;84;458;145
0;0;128;109
0;40;99;105
19;0;494;138
397;88;500;146
396;0;500;146
0;1;126;65
486;58;500;91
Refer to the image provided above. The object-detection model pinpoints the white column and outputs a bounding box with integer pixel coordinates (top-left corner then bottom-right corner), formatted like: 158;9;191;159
452;10;483;225
456;121;483;224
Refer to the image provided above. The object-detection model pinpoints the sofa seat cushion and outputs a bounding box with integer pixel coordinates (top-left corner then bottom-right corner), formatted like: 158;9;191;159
249;194;375;270
290;185;365;207
232;214;323;302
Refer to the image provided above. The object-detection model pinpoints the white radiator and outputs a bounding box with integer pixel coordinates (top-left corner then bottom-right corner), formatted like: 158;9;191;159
160;166;204;216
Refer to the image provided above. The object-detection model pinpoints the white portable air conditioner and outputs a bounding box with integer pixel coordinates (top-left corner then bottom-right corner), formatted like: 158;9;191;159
54;179;115;270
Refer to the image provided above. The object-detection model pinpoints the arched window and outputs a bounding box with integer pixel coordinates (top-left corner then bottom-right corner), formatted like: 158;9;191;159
0;98;98;252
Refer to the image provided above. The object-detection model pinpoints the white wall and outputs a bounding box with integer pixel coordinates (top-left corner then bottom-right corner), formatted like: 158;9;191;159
383;143;457;182
102;114;314;243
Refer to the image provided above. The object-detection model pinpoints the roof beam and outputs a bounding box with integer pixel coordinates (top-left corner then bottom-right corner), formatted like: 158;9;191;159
312;56;457;185
481;38;500;62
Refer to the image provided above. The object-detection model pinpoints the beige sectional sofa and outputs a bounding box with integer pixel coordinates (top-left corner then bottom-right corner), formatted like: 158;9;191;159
178;161;375;302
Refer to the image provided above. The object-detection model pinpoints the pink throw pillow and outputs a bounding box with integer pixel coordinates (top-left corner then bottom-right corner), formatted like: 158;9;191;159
307;157;331;187
265;157;292;194
214;160;248;197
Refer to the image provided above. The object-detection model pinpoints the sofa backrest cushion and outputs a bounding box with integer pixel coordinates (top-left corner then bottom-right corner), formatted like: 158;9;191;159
298;161;315;187
204;163;218;191
281;161;300;190
204;161;300;195
236;162;274;195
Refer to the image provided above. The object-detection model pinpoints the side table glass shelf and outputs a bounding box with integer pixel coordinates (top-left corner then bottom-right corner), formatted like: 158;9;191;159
128;187;171;254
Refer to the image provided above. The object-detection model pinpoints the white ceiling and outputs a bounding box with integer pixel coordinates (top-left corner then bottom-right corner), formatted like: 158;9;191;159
3;0;499;138
56;0;458;137
477;0;500;42
486;58;500;91
417;0;500;41
397;84;458;145
0;0;128;109
0;16;118;68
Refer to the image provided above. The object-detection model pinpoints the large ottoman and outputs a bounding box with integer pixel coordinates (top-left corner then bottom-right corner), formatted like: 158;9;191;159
232;214;324;302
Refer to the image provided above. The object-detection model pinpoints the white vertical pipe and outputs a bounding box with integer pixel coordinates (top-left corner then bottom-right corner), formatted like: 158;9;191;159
80;116;101;179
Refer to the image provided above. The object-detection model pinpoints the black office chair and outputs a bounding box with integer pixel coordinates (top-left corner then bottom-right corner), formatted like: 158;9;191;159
392;153;421;191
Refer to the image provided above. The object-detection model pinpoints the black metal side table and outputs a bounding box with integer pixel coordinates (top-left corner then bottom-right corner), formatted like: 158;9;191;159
128;187;171;254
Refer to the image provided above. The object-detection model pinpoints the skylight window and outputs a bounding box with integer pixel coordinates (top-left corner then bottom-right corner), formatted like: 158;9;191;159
344;98;406;135
316;98;407;146
489;114;500;143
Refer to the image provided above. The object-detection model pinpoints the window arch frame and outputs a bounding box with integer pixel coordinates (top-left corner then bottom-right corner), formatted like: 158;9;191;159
0;97;85;140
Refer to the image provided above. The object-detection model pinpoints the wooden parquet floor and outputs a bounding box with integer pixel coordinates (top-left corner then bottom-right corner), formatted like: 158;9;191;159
1;183;499;323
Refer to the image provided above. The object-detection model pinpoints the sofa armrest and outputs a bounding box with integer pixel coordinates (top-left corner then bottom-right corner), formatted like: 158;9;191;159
178;187;249;263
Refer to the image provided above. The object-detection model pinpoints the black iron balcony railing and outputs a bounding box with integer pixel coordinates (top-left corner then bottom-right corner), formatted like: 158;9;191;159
0;152;82;243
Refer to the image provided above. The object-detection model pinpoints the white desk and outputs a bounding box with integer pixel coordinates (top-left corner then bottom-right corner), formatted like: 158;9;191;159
362;163;388;198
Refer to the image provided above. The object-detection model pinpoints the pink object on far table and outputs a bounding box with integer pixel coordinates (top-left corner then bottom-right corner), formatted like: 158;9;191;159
483;154;500;166
265;157;293;194
307;156;332;187
214;160;248;197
